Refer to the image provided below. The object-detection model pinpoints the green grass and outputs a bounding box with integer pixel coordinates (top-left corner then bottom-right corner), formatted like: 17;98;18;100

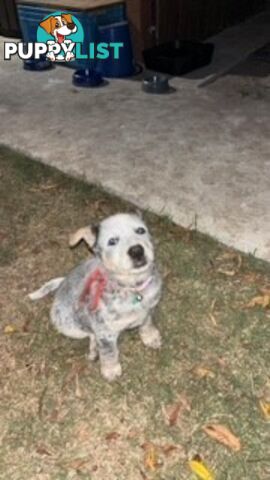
0;146;270;480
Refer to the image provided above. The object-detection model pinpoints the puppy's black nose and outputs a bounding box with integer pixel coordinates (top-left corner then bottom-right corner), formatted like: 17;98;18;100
68;22;75;30
128;244;144;260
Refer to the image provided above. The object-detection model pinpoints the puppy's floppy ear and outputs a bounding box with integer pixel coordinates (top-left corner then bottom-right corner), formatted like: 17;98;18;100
135;209;143;219
62;13;73;24
69;225;99;249
39;16;55;35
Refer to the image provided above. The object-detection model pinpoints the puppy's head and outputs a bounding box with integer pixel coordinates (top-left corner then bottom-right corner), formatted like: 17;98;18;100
40;14;77;40
70;213;155;280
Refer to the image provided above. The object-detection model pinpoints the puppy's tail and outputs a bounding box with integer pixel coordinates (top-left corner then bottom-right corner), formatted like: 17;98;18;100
28;277;65;301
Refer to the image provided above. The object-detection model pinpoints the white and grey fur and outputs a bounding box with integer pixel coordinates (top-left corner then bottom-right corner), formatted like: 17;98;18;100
29;213;162;381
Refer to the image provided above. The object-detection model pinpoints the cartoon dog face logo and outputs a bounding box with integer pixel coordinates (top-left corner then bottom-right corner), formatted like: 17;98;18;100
39;13;77;62
40;14;77;43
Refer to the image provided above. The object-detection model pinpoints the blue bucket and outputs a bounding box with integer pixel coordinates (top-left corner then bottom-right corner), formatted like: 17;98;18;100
96;21;135;77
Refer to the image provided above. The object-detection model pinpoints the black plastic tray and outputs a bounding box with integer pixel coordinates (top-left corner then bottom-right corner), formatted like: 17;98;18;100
143;40;214;76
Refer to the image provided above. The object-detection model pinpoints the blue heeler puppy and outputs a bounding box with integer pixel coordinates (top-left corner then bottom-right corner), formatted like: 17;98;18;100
29;213;162;381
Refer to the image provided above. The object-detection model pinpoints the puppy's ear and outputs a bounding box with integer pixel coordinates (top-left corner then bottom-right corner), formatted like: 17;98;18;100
39;16;54;35
69;225;99;249
62;13;73;24
135;209;143;219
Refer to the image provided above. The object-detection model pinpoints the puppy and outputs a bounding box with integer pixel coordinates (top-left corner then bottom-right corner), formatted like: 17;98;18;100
29;213;162;381
40;13;77;62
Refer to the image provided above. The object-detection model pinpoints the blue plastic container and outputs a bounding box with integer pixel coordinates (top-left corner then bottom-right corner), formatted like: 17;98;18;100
96;21;135;77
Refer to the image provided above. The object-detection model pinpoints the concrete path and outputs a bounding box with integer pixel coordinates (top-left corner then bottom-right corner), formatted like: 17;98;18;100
0;11;270;261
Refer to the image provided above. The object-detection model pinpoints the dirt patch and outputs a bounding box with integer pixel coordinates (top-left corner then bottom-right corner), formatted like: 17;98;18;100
1;146;270;480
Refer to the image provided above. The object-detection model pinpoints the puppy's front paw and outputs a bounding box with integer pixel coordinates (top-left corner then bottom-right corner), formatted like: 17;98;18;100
140;327;162;349
47;52;56;62
101;363;122;382
65;51;75;62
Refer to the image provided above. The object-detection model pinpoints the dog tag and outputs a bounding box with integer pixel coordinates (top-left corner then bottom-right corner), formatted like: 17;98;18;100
133;293;143;304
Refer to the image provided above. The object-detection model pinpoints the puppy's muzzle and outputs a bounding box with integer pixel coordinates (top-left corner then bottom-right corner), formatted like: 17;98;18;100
128;244;146;268
67;22;76;30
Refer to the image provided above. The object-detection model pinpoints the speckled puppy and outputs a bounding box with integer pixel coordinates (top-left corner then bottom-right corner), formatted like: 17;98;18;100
29;213;162;381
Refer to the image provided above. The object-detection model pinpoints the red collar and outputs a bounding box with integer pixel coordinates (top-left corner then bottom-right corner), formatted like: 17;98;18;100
80;268;108;311
80;268;154;312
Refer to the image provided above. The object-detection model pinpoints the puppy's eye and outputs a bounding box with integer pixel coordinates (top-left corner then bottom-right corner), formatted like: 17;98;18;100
135;227;146;235
55;22;60;28
108;237;119;246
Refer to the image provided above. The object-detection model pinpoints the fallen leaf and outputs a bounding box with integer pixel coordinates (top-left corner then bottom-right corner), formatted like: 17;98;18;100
143;443;161;471
22;319;31;333
105;431;121;442
244;294;270;309
259;400;270;420
4;324;17;334
126;429;139;439
66;457;90;472
164;395;191;426
194;366;215;379
202;424;241;452
36;445;52;456
161;444;178;456
189;456;215;480
167;403;182;426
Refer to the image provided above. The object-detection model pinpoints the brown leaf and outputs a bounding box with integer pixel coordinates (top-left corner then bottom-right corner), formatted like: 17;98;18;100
141;442;154;451
105;431;121;442
244;294;270;309
22;319;31;333
164;395;191;426
36;445;52;456
161;444;178;456
167;403;182;426
67;457;90;472
126;429;140;439
203;424;241;451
